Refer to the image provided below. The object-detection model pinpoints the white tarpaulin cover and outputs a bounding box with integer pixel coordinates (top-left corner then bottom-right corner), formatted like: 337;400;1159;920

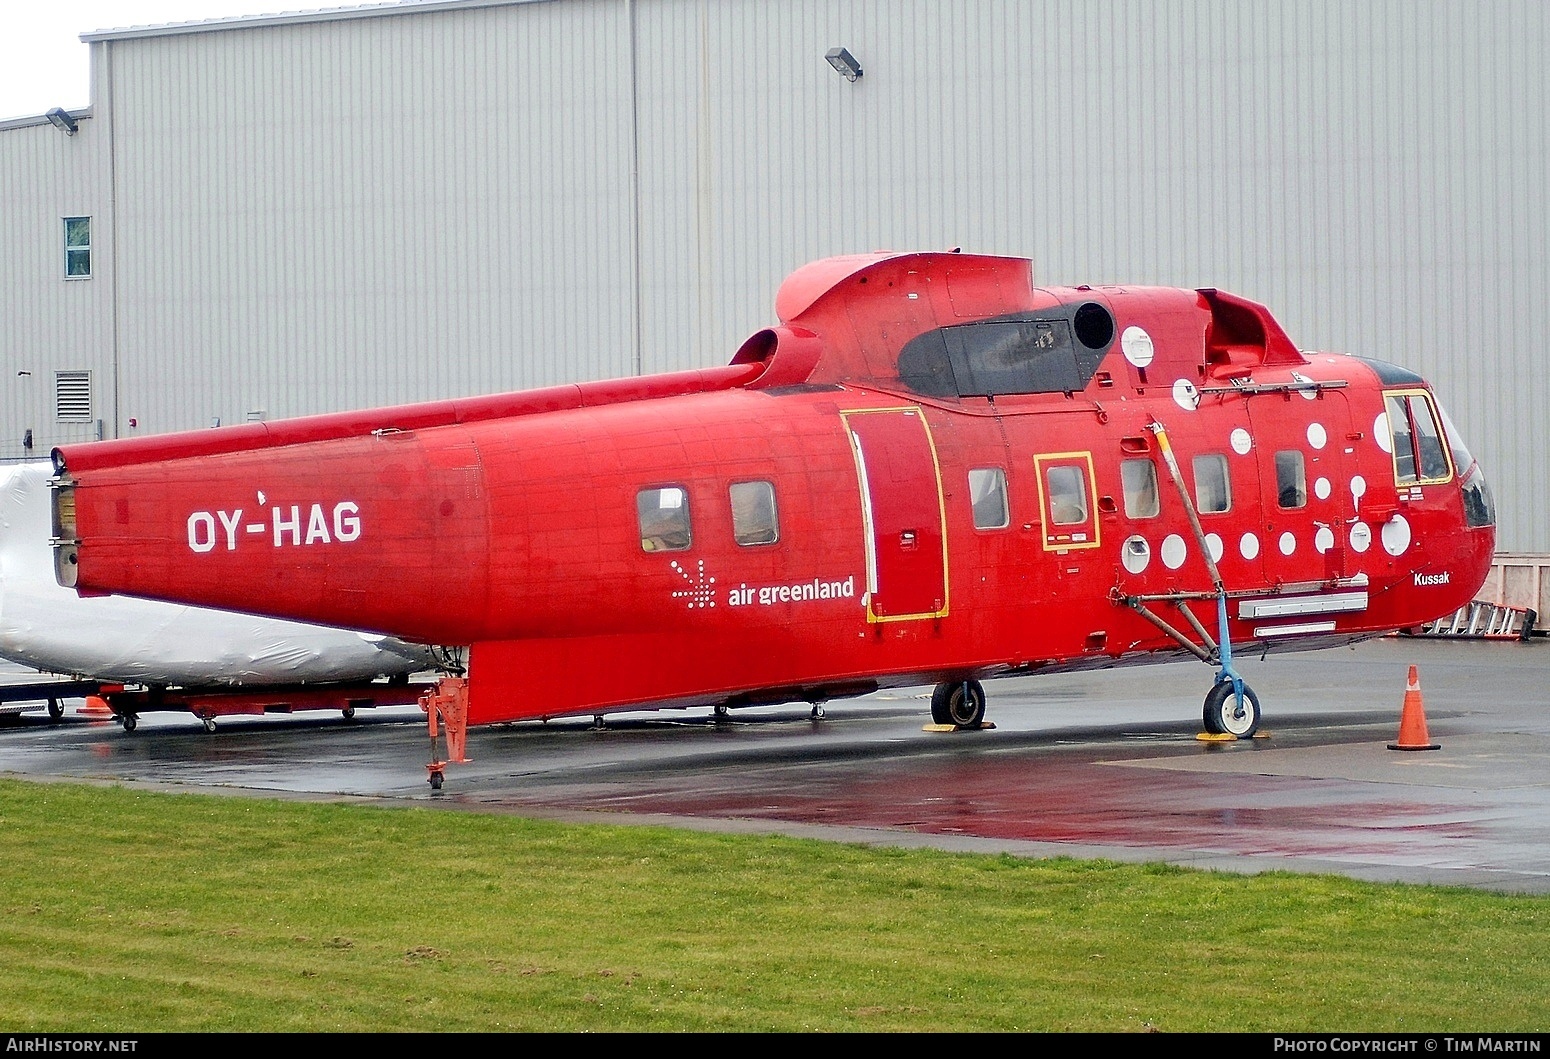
0;462;437;685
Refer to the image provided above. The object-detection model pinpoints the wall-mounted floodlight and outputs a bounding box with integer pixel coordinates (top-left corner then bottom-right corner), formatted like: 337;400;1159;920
825;47;863;82
46;108;78;135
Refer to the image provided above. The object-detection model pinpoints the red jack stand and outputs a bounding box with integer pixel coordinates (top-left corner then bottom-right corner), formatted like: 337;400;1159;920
422;677;470;789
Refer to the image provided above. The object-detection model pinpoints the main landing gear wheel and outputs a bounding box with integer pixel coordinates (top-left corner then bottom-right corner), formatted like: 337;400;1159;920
1202;681;1261;738
120;714;138;733
931;680;986;728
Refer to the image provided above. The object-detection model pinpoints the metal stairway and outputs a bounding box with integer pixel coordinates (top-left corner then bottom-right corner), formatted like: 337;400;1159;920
1410;602;1538;640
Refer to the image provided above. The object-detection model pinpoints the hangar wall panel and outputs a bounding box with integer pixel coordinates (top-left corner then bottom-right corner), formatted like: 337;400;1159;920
106;0;634;437
0;117;114;460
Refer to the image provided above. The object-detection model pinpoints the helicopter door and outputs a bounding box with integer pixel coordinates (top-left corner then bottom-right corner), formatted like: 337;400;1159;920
843;407;949;622
1247;388;1362;585
1034;452;1101;555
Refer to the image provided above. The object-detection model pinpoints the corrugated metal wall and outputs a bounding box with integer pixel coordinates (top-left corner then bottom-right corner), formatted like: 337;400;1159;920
106;0;635;430
3;0;1545;549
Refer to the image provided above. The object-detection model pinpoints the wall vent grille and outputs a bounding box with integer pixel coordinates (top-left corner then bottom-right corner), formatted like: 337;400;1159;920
55;371;92;421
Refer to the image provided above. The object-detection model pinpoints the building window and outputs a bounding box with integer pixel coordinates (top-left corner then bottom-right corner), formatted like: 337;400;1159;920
638;486;691;552
55;371;92;421
1120;459;1159;518
968;468;1009;529
64;217;91;278
1192;454;1231;513
730;481;779;545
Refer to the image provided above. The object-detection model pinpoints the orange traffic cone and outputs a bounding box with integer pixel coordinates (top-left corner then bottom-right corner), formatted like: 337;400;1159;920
1388;665;1440;751
78;694;113;717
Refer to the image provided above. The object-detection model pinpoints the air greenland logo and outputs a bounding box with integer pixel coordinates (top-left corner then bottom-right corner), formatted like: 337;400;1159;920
728;575;857;607
669;561;858;610
1414;571;1451;587
187;500;362;553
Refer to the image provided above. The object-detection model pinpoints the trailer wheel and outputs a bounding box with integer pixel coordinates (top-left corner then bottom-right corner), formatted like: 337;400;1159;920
201;716;217;733
47;698;63;720
342;707;356;720
121;714;138;733
429;770;444;791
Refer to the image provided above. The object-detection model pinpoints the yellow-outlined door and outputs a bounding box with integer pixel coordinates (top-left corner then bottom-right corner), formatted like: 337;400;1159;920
1033;451;1101;552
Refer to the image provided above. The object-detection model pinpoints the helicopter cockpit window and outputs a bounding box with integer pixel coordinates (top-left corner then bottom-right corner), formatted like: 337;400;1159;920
1438;404;1496;528
968;468;1009;530
1275;450;1307;509
1120;459;1159;518
1385;391;1454;486
1412;400;1450;480
638;486;691;552
1193;454;1231;513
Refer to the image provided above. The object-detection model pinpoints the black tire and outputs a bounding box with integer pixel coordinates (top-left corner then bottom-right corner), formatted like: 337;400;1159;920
47;699;64;720
429;771;444;791
931;680;986;728
342;707;356;720
121;714;138;733
201;717;217;733
1203;681;1260;738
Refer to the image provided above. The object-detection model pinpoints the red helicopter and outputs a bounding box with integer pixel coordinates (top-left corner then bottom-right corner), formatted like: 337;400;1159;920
50;251;1496;787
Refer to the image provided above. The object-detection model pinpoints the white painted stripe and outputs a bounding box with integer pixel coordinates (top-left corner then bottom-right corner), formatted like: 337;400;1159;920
1252;620;1338;638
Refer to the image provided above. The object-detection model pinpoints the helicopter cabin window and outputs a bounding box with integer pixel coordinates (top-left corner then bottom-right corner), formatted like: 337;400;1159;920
1275;451;1307;508
1045;465;1089;525
730;481;779;546
1193;454;1231;513
1120;459;1159;518
968;468;1009;529
1384;392;1452;485
638;486;691;552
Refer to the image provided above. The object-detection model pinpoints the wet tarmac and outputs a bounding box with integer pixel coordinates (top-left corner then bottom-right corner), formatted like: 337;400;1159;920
2;637;1547;894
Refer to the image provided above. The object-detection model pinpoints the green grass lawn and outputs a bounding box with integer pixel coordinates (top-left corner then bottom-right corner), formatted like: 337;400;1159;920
0;777;1545;1032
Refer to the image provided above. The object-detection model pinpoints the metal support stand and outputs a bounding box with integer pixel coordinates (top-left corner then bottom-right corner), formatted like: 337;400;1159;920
422;676;470;790
1149;418;1248;722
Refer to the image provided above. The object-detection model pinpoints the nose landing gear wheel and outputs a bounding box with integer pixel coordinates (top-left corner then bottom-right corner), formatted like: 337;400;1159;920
931;680;986;728
1202;681;1261;738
